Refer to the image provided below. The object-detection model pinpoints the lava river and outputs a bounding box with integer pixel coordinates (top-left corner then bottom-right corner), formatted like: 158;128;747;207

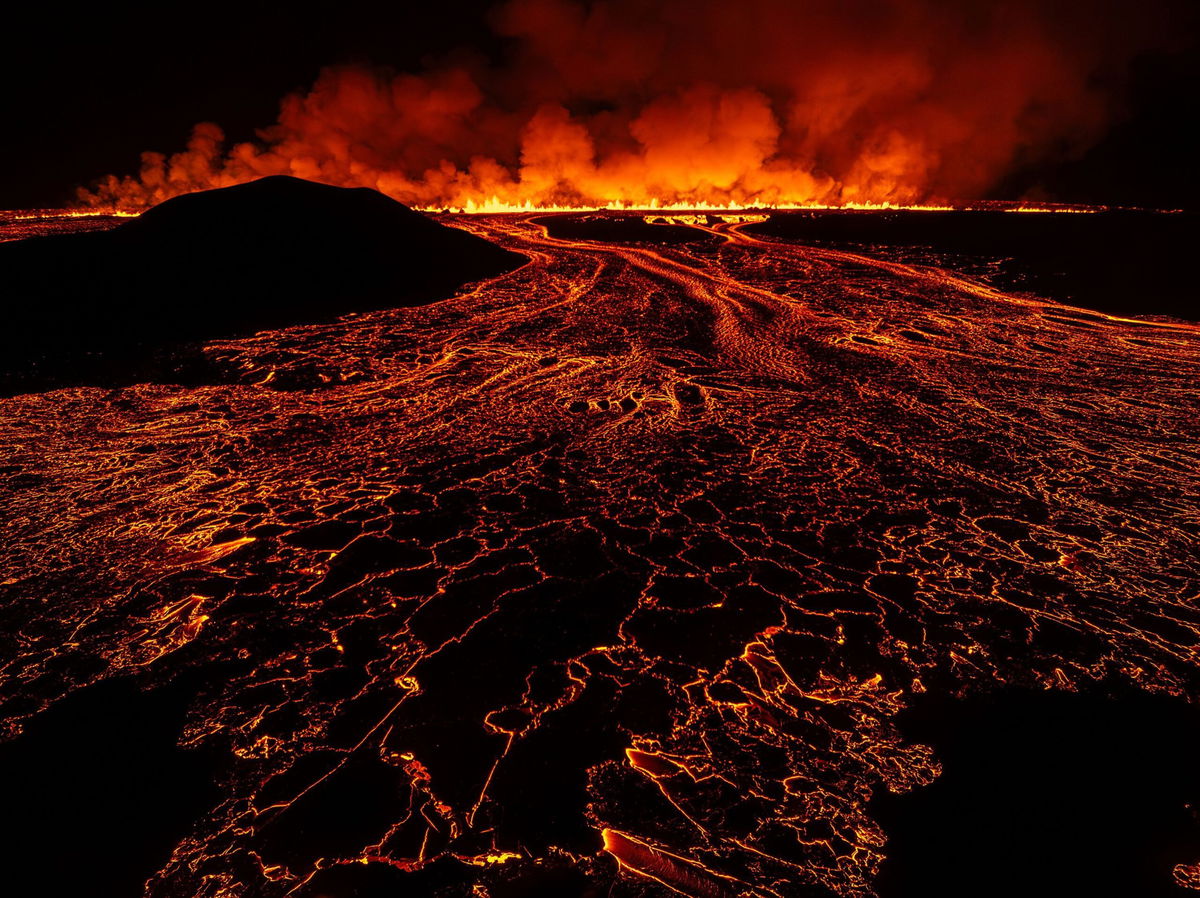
1;211;1199;897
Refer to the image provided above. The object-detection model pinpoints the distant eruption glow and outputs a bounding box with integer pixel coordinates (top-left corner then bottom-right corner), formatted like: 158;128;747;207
80;0;1176;212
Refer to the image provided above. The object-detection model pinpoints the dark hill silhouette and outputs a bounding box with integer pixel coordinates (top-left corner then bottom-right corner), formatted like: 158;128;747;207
0;176;525;394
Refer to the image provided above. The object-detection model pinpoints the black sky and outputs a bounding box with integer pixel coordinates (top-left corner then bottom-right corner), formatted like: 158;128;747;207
2;0;1196;209
1;1;500;209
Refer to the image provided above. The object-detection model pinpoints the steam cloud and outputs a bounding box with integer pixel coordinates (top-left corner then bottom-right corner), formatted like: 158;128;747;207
82;0;1178;209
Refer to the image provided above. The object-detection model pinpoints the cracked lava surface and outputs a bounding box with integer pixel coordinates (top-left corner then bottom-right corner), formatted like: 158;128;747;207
1;210;1199;897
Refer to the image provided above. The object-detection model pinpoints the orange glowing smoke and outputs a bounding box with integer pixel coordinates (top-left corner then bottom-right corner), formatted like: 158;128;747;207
81;0;1178;211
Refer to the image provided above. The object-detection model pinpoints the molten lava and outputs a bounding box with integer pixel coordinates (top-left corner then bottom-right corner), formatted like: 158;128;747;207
0;205;1197;897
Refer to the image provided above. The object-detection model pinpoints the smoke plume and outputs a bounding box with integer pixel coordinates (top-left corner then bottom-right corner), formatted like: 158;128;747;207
81;0;1179;210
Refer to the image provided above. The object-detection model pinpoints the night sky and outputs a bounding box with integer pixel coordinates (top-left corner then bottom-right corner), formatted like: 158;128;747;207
2;0;1197;209
2;1;497;208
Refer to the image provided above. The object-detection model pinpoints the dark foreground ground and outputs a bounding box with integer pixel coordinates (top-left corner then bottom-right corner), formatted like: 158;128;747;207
1;199;1198;898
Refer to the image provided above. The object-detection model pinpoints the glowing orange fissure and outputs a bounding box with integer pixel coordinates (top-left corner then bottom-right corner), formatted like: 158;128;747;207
68;196;1108;217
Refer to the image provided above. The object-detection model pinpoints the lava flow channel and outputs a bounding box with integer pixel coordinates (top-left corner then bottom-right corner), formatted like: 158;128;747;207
1;211;1199;897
